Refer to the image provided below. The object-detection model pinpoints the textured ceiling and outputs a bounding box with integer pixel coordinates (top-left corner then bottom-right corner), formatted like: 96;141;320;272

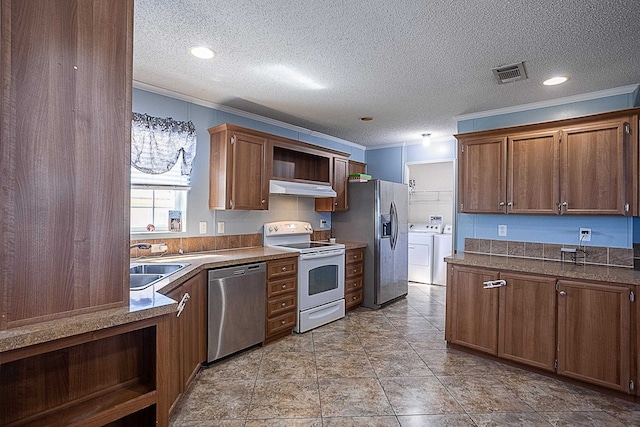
133;0;640;147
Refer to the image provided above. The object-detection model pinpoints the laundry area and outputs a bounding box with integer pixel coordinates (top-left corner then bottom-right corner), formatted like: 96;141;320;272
407;161;454;286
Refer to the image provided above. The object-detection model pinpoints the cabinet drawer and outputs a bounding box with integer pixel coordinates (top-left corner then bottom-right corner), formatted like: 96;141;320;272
267;258;297;280
345;276;363;293
266;311;296;337
346;248;364;265
267;276;297;299
345;262;364;279
267;294;296;318
345;289;363;310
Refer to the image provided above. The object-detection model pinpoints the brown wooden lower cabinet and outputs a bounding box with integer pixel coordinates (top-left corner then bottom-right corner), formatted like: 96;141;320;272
557;279;631;392
446;265;500;354
345;248;365;310
446;263;636;394
0;316;170;426
164;271;208;413
265;258;298;343
498;272;557;371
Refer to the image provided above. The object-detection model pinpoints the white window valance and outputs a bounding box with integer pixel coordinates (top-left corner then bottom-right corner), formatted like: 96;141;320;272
131;113;197;176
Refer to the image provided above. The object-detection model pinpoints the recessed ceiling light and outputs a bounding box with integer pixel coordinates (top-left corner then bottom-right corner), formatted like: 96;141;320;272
360;117;373;122
190;46;215;59
543;76;569;86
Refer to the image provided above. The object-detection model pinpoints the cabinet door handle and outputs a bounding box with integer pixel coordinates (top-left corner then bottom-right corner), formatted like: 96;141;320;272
281;267;287;271
281;302;286;307
176;292;190;317
261;199;266;204
281;320;286;325
483;280;506;289
499;201;505;206
281;284;287;289
559;290;567;296
507;202;513;207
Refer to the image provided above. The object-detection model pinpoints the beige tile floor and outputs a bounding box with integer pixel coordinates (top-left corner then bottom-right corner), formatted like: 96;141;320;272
170;283;640;426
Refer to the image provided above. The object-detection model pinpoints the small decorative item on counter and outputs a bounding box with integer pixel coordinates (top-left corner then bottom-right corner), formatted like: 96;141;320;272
169;210;182;232
146;223;156;231
349;173;371;182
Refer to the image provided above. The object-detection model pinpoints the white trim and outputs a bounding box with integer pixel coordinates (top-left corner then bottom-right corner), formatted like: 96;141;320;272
131;184;191;191
133;80;366;150
454;84;640;121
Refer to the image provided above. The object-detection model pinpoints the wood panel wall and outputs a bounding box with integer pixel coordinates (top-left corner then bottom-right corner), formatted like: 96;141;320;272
0;0;133;328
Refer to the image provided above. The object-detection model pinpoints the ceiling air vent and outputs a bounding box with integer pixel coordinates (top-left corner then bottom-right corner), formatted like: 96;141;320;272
492;62;527;84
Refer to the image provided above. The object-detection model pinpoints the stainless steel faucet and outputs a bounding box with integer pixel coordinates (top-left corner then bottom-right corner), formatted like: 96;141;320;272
130;243;152;250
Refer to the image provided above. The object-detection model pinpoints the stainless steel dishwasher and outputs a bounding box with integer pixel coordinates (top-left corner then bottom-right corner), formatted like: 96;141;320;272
207;262;266;363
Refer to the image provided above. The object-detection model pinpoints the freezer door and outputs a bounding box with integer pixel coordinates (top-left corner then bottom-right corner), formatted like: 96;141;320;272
391;182;409;297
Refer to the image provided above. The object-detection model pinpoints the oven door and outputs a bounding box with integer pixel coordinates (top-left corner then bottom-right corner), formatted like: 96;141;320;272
298;249;345;311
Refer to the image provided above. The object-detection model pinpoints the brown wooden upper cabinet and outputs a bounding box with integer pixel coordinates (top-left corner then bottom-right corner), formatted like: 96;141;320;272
458;135;507;213
316;156;349;212
209;123;355;211
456;109;639;215
209;124;269;210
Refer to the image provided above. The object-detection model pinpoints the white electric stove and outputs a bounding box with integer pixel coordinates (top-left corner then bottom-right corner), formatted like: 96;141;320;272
263;221;345;333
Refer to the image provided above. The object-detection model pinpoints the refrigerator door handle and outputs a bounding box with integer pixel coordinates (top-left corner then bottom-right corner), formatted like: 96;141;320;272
390;201;398;250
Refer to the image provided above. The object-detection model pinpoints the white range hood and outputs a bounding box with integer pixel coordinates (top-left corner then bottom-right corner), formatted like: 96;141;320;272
269;179;336;198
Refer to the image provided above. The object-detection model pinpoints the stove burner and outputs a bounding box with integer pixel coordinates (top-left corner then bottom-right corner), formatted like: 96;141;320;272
276;241;337;250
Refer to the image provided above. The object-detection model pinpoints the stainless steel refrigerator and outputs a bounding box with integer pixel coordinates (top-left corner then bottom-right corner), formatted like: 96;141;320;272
332;180;408;309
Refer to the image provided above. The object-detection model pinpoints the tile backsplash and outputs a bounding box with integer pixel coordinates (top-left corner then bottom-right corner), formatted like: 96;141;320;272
465;238;634;268
130;229;332;258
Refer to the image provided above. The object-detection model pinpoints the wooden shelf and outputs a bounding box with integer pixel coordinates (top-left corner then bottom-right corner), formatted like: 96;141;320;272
6;384;156;427
0;322;163;426
272;146;330;183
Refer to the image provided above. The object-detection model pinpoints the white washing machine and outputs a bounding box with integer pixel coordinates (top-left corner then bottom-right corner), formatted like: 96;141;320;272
408;223;442;284
432;224;453;285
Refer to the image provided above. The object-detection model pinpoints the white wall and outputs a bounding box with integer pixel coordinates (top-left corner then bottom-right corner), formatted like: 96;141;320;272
407;162;454;225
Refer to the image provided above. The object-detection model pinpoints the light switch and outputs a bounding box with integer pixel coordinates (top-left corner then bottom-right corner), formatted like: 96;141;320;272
217;221;225;234
199;221;207;234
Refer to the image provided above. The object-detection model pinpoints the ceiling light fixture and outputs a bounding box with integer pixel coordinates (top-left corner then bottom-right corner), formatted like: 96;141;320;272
422;133;431;147
190;46;215;59
543;76;569;86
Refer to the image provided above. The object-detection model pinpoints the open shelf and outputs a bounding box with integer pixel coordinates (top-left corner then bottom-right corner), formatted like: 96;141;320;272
0;324;159;426
272;146;330;183
6;384;156;427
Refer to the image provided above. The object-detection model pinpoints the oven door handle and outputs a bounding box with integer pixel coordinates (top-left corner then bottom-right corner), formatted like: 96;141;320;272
299;249;345;260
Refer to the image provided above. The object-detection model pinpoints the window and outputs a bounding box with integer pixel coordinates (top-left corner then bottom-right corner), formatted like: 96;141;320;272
130;162;189;233
130;113;196;233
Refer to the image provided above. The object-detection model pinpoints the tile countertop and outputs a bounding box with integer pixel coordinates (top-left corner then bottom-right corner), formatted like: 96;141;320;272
0;246;299;354
446;253;640;287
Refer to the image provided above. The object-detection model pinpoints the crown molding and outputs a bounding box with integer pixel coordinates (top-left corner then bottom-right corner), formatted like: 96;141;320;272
133;81;366;150
454;84;639;121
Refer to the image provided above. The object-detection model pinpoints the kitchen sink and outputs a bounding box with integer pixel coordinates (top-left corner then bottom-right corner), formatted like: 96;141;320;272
129;262;189;290
130;274;164;290
130;263;188;275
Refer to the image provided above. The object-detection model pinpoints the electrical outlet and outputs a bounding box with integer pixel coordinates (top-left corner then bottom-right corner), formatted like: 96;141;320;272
320;219;327;229
217;221;225;234
580;228;591;242
150;243;167;253
498;224;507;237
199;221;207;234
